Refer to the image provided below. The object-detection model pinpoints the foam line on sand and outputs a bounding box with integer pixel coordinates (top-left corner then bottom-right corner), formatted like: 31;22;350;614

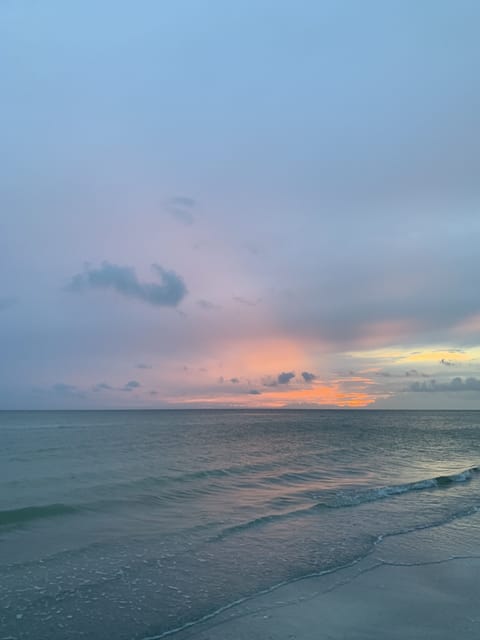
172;554;480;639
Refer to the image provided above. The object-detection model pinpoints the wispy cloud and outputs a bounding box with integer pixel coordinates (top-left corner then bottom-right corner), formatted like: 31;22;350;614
197;299;221;311
233;296;261;307
165;196;196;225
92;382;113;392
405;369;431;378
409;377;480;392
68;262;187;307
122;380;141;392
262;376;278;388
92;381;141;393
52;383;85;399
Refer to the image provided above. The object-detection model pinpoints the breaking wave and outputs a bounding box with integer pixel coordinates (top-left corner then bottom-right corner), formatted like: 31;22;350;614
0;503;78;528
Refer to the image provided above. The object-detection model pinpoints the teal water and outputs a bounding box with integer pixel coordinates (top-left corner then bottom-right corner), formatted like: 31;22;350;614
1;410;480;638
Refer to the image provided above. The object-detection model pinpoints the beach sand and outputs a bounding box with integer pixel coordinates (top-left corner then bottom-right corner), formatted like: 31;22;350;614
173;545;480;639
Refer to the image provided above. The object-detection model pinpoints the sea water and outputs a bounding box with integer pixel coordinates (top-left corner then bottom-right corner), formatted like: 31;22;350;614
1;410;480;639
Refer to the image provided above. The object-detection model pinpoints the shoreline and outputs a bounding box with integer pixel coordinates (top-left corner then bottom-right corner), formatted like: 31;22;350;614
171;554;480;640
170;511;480;640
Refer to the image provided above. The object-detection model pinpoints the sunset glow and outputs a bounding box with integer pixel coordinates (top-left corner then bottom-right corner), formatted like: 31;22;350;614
1;1;480;410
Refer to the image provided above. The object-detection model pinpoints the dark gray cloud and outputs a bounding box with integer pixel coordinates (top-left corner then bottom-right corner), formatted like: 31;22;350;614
301;371;316;382
165;196;196;225
262;376;278;388
230;377;240;383
262;372;297;387
136;363;152;369
278;371;295;384
94;381;144;393
122;380;141;391
409;377;480;392
376;369;431;379
405;369;431;378
248;389;261;395
68;262;187;307
440;358;455;366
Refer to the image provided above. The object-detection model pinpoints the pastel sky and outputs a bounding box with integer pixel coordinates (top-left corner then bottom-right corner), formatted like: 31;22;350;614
2;1;480;409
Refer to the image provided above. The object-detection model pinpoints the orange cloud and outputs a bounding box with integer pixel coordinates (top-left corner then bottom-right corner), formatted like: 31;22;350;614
346;346;473;365
150;335;394;408
168;379;380;409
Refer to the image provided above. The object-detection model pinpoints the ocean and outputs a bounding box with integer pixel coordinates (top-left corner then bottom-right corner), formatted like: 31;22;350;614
1;409;480;639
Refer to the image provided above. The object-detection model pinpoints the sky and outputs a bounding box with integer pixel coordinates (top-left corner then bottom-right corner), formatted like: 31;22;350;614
1;0;480;409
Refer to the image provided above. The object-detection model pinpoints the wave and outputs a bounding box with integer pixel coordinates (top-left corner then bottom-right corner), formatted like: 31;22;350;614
216;466;480;539
329;466;479;507
3;467;477;534
0;503;78;528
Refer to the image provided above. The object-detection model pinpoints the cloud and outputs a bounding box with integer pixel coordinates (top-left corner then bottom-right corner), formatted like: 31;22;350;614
301;371;316;382
243;243;261;256
233;296;261;307
0;297;16;311
165;196;196;225
136;363;152;369
409;377;480;392
440;358;455;366
271;226;480;352
68;262;187;307
122;380;141;391
262;375;278;387
436;349;465;354
92;382;113;392
405;369;431;378
278;371;295;384
248;389;261;395
52;383;85;399
197;299;221;311
230;377;240;383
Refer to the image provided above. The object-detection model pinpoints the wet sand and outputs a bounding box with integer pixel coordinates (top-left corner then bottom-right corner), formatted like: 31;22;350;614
172;554;480;640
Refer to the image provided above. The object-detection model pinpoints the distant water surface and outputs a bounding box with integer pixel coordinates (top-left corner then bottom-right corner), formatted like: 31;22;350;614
1;410;480;638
